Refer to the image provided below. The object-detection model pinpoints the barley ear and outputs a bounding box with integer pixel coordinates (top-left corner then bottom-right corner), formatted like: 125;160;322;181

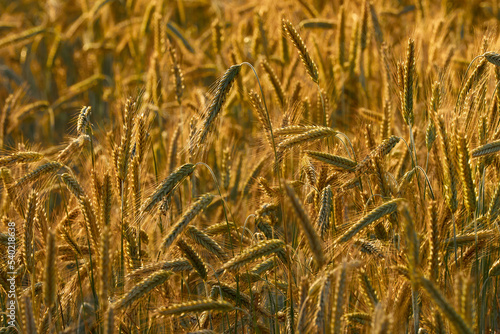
141;163;196;213
76;106;91;135
113;270;171;310
191;64;242;154
221;239;284;272
282;18;319;83
483;51;500;67
161;193;214;251
316;185;333;237
456;134;476;213
471;139;500;157
177;238;208;280
336;199;402;244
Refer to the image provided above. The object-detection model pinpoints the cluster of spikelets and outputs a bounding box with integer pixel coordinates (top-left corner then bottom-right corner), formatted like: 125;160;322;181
3;0;500;333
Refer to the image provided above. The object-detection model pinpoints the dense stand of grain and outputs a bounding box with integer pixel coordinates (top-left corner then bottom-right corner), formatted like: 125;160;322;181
1;1;500;333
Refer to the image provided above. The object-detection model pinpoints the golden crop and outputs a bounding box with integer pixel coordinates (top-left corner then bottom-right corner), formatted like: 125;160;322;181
1;0;500;333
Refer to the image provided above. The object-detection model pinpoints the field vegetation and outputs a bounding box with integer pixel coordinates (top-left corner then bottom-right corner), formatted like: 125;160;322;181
2;0;500;333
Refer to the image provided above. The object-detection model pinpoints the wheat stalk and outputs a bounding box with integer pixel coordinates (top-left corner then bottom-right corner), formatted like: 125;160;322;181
104;307;114;334
99;225;110;311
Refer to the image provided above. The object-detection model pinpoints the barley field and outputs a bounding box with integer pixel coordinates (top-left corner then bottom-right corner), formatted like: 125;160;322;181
2;0;500;333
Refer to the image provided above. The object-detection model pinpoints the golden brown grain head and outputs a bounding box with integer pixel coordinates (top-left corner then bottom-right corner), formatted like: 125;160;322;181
282;18;319;83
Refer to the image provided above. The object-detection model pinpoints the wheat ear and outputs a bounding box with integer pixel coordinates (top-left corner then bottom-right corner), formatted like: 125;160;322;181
191;64;241;153
113;270;171;310
141;163;196;213
161;193;214;250
15;161;64;187
156;299;233;316
336;199;402;243
24;296;37;333
331;263;347;334
471;139;500;157
127;259;192;279
76;106;91;134
185;225;228;261
0;151;43;167
401;38;415;126
285;183;325;267
278;127;337;150
282;18;319;83
221;239;284;271
317;185;333;237
306;151;357;172
177;238;208;280
456;134;476;213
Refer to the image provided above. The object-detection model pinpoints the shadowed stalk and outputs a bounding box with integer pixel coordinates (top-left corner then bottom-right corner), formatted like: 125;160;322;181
317;83;326;126
455;52;498;113
194;161;242;333
239;61;294;331
452;213;458;265
120;180;125;292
